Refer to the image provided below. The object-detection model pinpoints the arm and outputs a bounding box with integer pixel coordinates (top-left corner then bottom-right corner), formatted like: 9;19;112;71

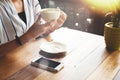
0;16;53;57
0;10;67;57
0;34;28;57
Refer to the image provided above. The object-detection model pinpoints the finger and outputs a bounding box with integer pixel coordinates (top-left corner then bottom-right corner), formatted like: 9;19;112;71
46;20;57;32
44;20;56;27
56;16;64;27
60;11;67;21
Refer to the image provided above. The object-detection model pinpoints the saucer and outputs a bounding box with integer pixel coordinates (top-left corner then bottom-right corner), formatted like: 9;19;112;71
40;41;66;58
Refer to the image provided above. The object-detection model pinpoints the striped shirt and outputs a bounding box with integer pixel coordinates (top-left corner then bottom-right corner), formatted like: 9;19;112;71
0;0;41;45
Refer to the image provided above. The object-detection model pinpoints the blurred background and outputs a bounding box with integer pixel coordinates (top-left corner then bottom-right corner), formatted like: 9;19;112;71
38;0;114;36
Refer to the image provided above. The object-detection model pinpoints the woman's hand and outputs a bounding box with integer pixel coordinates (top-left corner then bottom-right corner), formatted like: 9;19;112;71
49;11;67;32
25;15;55;39
21;10;67;43
27;10;67;39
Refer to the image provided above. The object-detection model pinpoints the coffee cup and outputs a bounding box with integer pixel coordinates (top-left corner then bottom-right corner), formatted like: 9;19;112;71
40;8;60;21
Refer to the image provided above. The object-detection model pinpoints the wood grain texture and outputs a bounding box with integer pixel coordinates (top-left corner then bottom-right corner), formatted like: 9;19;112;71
0;39;46;80
1;28;119;80
87;50;120;80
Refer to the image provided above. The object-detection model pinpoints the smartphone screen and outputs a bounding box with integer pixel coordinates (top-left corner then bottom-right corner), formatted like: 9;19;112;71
31;57;64;72
35;57;60;68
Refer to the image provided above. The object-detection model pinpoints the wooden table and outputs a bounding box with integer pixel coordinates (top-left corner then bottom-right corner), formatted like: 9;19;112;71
0;27;120;80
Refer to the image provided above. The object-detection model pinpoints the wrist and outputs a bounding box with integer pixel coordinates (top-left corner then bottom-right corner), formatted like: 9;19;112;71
19;33;32;44
15;35;22;45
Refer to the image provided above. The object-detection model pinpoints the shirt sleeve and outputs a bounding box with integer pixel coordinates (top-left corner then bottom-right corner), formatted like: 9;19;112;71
0;15;7;45
0;21;2;45
32;0;41;21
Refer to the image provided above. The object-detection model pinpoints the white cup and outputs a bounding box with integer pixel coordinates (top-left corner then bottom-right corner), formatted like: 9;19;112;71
40;8;60;21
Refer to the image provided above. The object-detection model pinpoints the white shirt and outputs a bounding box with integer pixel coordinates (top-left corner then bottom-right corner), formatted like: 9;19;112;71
0;0;41;45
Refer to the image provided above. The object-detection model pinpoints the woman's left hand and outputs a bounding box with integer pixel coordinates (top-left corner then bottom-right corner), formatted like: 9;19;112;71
49;11;67;32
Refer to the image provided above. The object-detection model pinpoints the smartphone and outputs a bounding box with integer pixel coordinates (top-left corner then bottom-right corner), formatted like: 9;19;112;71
31;57;64;72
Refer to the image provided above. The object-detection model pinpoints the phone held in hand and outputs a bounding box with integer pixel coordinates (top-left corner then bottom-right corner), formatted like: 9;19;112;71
31;57;64;73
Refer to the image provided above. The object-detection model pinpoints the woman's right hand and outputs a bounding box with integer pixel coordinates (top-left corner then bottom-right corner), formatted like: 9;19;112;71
29;15;55;38
21;15;55;43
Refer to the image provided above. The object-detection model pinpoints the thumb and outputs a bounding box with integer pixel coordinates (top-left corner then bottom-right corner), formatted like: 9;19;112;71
48;20;56;27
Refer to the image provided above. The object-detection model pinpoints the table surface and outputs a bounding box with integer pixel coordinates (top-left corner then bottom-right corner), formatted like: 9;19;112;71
0;27;120;80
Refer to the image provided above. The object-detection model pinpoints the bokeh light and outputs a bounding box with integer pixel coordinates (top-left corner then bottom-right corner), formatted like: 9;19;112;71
82;0;120;15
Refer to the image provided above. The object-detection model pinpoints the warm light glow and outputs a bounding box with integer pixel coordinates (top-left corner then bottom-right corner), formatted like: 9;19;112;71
83;0;120;15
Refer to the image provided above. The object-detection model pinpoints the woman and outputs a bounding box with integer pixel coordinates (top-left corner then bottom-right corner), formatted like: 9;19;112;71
0;0;67;56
